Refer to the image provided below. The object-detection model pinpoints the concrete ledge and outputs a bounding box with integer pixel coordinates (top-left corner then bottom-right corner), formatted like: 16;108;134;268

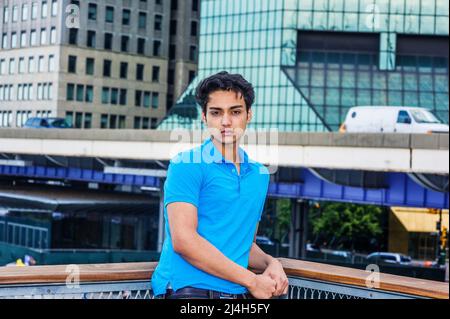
0;129;447;150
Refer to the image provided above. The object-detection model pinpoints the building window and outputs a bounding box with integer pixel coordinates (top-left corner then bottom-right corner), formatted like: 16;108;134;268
111;88;118;105
171;0;178;11
86;58;94;75
121;35;129;52
68;55;77;73
9;58;15;74
18;58;25;74
170;20;177;35
85;85;93;103
40;28;47;45
142;117;149;129
101;114;108;129
76;84;84;102
154;14;162;31
134;117;141;129
109;115;117;129
50;27;56;44
41;1;48;18
88;3;97;20
169;44;176;60
152;66;160;82
136;64;144;81
191;21;198;37
105;6;114;23
119;89;127;105
87;30;96;48
66;83;74;101
48;55;55;71
28;57;35;73
75;112;82;128
103;60;112;77
192;0;199;12
30;30;37;46
3;7;9;23
20;31;27;47
104;33;113;50
102;87;109;104
122;9;130;25
22;4;28;21
51;0;58;16
151;118;158;129
38;56;44;72
12;6;18;22
118;116;126;129
143;91;150;108
120;62;128;79
135;90;142;107
11;32;17;48
2;33;7;49
190;45;198;61
152;92;159;109
153;40;161;56
69;28;78;45
84;113;92;129
137;38;145;55
138;12;147;29
31;3;38;19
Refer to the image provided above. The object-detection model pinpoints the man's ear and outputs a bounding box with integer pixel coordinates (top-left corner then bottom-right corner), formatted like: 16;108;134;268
202;111;207;124
247;108;253;124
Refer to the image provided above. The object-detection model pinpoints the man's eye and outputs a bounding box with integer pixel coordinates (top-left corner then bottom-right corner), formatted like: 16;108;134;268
210;112;219;116
232;111;241;115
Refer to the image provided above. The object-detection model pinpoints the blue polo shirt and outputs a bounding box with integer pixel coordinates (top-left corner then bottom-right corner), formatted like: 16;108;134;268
151;137;270;296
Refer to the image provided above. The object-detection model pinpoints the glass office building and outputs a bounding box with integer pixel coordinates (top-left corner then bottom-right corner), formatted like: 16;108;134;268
159;0;449;131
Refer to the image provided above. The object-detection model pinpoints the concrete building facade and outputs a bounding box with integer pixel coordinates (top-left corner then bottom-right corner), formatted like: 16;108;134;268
0;0;200;129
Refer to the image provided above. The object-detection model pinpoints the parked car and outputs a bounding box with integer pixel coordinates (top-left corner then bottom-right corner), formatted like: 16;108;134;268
24;117;72;129
339;106;449;134
255;236;275;246
366;252;412;265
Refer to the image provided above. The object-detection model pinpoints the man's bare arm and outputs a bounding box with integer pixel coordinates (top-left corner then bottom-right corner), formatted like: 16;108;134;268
167;202;276;299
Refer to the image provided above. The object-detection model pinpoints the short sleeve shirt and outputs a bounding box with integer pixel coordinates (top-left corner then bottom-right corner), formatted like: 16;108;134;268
151;137;270;295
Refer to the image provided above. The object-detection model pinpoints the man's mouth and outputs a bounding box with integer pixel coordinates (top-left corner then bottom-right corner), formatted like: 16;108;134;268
221;129;234;136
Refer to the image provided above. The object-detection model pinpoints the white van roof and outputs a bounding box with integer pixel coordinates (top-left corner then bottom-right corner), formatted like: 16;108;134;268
350;106;432;111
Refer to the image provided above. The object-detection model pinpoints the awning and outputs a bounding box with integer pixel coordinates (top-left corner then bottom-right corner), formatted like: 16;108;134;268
391;207;449;233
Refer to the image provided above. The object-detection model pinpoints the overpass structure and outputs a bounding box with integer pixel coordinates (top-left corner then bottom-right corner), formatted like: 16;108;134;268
0;129;448;209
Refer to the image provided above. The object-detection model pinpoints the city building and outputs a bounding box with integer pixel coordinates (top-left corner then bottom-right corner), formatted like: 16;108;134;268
0;0;200;129
158;0;449;132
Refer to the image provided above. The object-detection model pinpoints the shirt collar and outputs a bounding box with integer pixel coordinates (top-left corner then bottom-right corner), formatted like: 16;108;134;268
202;137;251;172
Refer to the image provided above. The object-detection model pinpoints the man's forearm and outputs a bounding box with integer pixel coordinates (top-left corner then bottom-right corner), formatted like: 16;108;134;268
248;242;276;272
177;233;256;289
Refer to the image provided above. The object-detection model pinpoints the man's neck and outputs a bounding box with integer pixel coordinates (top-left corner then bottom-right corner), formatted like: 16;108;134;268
211;137;241;164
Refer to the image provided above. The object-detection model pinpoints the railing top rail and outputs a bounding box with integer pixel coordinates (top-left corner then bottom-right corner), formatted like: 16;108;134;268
0;259;447;299
279;258;449;299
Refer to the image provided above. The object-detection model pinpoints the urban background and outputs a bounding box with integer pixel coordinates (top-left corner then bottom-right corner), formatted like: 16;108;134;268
0;0;448;286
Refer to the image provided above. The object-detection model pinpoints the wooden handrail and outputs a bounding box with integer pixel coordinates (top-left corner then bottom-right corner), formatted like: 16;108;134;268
0;259;447;299
279;258;448;299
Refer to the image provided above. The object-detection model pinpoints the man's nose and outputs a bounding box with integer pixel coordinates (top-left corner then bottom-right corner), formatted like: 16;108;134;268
221;114;231;126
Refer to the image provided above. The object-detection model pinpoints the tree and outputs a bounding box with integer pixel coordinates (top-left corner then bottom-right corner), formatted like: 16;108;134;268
310;202;383;252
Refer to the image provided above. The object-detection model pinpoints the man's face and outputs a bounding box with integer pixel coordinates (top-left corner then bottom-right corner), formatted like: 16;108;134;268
202;90;252;144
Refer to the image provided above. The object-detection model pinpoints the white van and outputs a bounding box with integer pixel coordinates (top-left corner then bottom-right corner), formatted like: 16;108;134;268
340;106;449;133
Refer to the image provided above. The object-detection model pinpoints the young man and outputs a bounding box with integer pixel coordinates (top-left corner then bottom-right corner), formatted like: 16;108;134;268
151;71;288;299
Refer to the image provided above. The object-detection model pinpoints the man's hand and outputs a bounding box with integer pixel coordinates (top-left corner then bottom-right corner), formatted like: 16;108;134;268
247;273;277;299
263;259;289;297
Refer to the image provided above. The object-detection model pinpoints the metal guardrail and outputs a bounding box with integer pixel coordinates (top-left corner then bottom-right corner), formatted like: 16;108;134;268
0;259;447;299
0;278;423;300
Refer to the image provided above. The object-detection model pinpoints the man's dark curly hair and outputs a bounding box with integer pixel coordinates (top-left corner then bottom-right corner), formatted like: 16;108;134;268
195;71;255;114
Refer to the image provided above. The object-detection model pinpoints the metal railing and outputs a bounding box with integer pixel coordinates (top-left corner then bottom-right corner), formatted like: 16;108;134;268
0;259;448;299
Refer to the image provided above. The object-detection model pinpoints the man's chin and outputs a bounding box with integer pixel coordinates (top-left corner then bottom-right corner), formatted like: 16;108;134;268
214;135;238;144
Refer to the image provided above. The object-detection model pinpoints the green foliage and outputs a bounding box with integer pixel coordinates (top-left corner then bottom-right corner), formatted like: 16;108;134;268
310;202;383;251
274;199;291;243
